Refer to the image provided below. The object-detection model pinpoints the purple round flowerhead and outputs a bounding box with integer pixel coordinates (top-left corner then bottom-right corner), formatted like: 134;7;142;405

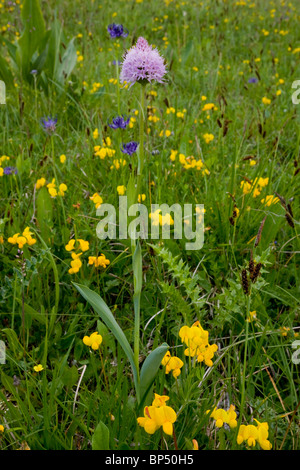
120;37;167;87
3;166;17;175
108;23;129;39
121;141;139;156
248;77;258;84
41;116;57;134
108;116;130;130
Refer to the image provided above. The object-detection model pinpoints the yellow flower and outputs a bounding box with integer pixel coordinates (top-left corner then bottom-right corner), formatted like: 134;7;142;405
179;321;218;367
227;405;238;428
110;159;126;170
48;187;58;198
47;179;66;197
247;310;257;322
117;185;126;196
22;227;36;246
203;133;214;144
237;420;272;450
279;326;290;337
138;194;146;203
161;351;184;378
8;233;20;245
166;107;175;114
83;331;103;350
207;407;229;428
90;193;103;209
243;424;258;447
33;364;44;372
58;183;67;197
137;394;177;436
60;154;66;164
77;239;89;252
170;149;178;161
0;425;4;433
202;103;217;112
254;419;272;450
192;439;199;450
36;177;46;189
15;236;27;249
88;254;110;269
65;239;76;251
257;177;269;188
262;97;271;105
93;128;99;139
68;253;82;274
261;195;279;207
160;213;174;226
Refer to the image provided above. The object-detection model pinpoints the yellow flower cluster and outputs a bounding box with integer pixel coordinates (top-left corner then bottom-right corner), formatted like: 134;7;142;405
179;321;218;367
202;103;218;112
110;159;126;170
207;405;238;429
8;227;37;249
137;394;177;436
94;145;116;159
161;351;184;378
90;82;104;94
149;209;174;226
237;419;272;450
174;153;210;175
65;238;89;274
138;194;146;203
117;185;126;196
240;177;269;197
65;238;89;252
202;133;214;144
36;177;46;189
159;129;172;138
88;254;110;269
262;96;271;105
68;252;83;274
261;195;279;207
90;193;103;209
47;179;67;198
83;331;103;350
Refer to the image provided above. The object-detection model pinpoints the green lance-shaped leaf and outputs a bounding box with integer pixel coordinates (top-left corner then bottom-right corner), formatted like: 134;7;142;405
17;0;46;79
56;37;77;85
139;342;169;409
92;421;110;450
73;283;139;398
0;56;13;88
44;17;62;80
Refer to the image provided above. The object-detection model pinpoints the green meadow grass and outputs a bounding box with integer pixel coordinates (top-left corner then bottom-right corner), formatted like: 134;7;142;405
0;0;299;450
